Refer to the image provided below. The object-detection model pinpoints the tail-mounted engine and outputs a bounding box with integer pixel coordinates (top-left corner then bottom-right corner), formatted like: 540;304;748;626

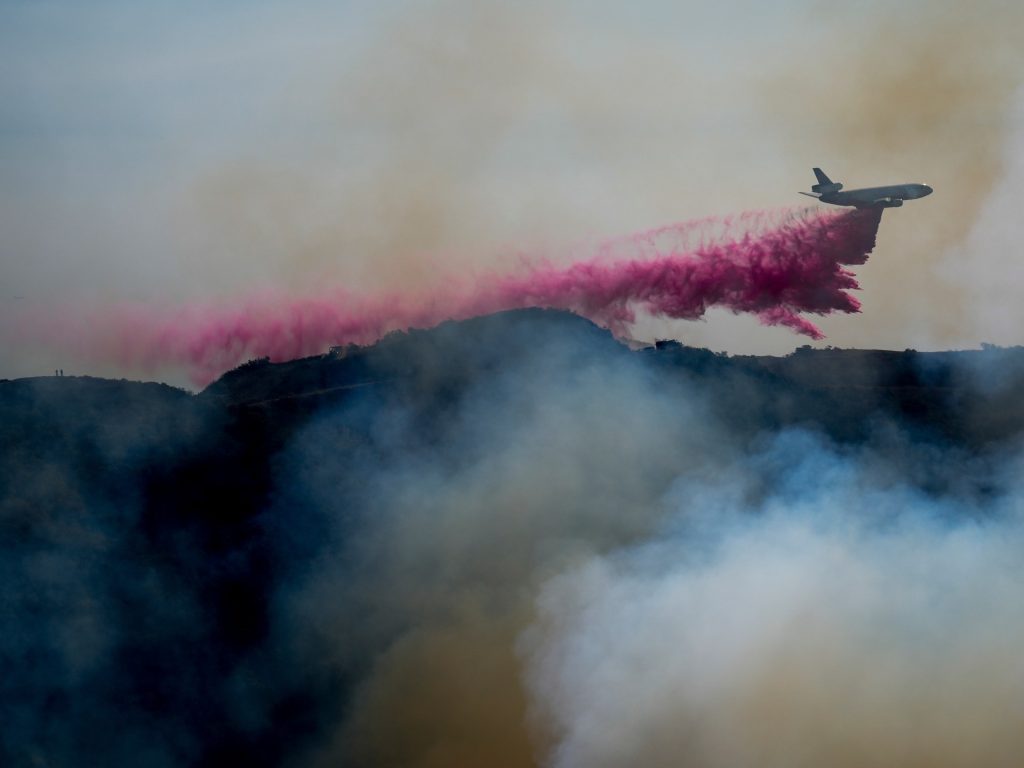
811;182;843;194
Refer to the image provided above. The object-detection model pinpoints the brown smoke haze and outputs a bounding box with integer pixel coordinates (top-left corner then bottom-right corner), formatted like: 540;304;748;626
3;0;1024;381
768;0;1024;348
185;0;1024;356
940;96;1024;347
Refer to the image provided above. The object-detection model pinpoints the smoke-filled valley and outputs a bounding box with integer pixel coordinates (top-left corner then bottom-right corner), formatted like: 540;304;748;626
5;308;1024;767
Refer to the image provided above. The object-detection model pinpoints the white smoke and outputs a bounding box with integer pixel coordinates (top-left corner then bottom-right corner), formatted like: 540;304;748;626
522;431;1024;768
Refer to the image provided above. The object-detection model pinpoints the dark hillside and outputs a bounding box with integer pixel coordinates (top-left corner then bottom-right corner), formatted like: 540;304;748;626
3;309;1024;766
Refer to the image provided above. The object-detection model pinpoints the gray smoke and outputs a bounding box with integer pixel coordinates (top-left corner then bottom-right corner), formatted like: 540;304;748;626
252;323;1024;767
523;430;1024;767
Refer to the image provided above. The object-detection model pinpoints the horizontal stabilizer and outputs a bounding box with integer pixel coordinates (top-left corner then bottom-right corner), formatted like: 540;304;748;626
798;191;821;198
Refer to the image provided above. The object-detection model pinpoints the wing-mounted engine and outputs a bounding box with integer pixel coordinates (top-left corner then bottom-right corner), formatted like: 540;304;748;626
858;198;903;209
811;182;843;194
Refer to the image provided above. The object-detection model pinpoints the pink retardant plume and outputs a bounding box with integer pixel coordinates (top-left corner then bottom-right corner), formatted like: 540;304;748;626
15;206;882;385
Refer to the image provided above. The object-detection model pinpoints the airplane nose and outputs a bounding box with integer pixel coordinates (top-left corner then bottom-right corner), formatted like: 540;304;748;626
921;184;933;197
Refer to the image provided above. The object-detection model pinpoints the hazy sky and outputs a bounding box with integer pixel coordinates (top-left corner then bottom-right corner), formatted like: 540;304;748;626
2;0;1023;381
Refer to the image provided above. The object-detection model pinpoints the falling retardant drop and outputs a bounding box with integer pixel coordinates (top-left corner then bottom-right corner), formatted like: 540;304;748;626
11;206;883;384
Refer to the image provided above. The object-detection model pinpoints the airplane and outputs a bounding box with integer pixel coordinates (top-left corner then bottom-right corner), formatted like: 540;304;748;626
799;168;932;208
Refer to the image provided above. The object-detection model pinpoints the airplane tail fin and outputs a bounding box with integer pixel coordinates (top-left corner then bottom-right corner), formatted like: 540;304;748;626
811;167;842;194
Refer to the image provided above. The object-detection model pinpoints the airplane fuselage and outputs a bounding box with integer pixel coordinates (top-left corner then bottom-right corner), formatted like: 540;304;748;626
801;168;932;208
819;183;933;209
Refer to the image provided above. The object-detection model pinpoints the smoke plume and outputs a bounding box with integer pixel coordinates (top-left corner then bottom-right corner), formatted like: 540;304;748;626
10;206;881;384
523;433;1024;768
263;323;1024;768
